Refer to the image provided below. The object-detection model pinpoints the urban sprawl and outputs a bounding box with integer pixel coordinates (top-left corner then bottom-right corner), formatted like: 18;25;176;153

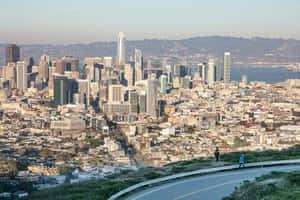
1;32;300;198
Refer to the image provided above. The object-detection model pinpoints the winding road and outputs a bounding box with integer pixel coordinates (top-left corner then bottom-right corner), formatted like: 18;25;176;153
124;165;300;200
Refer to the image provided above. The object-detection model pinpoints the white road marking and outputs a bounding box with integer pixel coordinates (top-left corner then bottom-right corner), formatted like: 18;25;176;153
172;179;254;200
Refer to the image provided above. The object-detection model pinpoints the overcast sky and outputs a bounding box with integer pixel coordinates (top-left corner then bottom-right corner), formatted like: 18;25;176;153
1;0;300;44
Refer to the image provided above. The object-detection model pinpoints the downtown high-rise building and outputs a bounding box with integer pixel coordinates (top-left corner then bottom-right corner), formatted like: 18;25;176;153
108;84;124;103
135;49;143;83
6;44;20;65
160;74;167;95
147;74;159;117
198;63;206;81
223;52;231;83
16;61;28;91
53;75;78;106
207;59;215;86
38;60;49;81
117;32;126;65
124;64;134;87
215;59;221;82
62;56;79;72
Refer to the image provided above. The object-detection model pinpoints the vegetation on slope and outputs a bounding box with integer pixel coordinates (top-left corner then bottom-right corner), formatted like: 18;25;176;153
223;171;300;200
24;145;300;200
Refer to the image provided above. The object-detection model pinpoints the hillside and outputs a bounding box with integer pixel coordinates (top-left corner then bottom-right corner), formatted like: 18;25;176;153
20;145;300;200
1;36;300;65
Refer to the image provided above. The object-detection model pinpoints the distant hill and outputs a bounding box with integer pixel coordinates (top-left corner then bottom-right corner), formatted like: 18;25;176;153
1;36;300;65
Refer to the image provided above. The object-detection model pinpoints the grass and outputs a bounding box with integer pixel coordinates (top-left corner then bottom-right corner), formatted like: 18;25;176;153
223;171;300;200
23;145;300;200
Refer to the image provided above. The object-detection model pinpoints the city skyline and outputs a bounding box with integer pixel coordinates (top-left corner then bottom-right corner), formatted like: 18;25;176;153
1;0;300;44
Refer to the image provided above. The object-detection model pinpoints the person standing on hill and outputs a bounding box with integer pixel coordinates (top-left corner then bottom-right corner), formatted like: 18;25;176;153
239;154;245;168
214;147;220;162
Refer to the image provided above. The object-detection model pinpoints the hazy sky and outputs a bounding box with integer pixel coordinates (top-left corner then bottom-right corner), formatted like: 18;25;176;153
1;0;300;44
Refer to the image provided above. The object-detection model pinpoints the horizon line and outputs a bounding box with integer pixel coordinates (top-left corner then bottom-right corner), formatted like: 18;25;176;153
0;35;298;46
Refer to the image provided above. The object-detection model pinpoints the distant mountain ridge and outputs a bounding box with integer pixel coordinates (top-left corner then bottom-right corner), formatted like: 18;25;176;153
0;36;299;65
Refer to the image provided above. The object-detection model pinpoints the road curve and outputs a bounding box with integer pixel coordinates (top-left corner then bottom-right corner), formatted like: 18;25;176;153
124;165;300;200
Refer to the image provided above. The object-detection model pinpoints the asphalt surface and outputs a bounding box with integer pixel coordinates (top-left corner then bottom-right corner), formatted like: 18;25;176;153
124;165;300;200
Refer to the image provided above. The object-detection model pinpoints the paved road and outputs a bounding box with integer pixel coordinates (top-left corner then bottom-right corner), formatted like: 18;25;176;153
124;165;300;200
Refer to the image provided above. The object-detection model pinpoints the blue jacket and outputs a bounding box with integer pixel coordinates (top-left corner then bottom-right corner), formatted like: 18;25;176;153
240;156;244;163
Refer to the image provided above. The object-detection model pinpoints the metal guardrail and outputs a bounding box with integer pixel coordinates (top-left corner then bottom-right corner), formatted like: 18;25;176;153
108;159;300;200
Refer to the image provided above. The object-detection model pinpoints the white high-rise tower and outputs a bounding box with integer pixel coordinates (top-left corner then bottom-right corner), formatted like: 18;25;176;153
117;32;126;65
207;59;215;86
16;61;28;91
224;52;231;82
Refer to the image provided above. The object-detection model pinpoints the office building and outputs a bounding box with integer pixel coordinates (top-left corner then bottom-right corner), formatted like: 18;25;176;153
129;90;139;113
207;59;215;86
224;52;231;82
215;59;221;81
62;56;79;72
38;60;49;81
124;64;134;87
182;76;191;89
55;60;67;74
53;75;78;106
201;63;206;81
103;103;131;114
16;61;28;91
103;57;113;68
108;84;124;102
147;75;159;117
83;57;102;67
117;32;126;65
6;63;16;88
6;44;20;65
135;49;143;82
160;75;167;95
48;66;56;96
24;57;34;73
139;91;147;114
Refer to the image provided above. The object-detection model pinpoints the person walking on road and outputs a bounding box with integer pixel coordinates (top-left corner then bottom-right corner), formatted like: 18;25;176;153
214;147;220;162
239;154;245;168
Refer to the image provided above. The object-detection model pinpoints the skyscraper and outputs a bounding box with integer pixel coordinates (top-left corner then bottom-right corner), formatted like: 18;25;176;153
124;64;134;87
160;75;167;95
108;84;124;103
135;49;143;83
53;75;78;106
147;74;159;117
117;32;126;65
215;59;221;82
6;44;20;65
38;60;49;81
207;59;215;86
129;90;139;113
24;57;34;73
16;61;27;91
139;91;147;114
55;60;67;74
198;63;206;81
224;52;231;83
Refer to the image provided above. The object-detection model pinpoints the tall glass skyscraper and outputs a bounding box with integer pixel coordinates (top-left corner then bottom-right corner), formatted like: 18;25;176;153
117;32;126;65
223;52;231;82
135;49;143;82
160;75;167;95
